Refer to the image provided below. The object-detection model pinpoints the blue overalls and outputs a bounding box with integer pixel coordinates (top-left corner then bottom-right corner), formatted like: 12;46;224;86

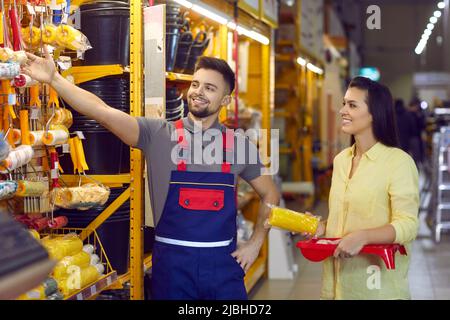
151;119;247;300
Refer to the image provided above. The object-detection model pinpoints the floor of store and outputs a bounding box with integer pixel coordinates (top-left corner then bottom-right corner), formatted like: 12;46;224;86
250;172;450;300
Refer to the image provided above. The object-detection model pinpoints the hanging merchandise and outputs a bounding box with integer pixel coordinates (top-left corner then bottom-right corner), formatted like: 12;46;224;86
42;129;69;146
67;136;89;173
12;128;21;144
42;24;57;46
19;109;31;145
0;48;28;64
16;180;48;197
21;26;41;47
12;74;38;88
47;215;68;229
55;24;92;52
0;180;18;200
0;62;20;79
0;145;34;173
53;183;110;210
0;133;10;161
28;130;45;146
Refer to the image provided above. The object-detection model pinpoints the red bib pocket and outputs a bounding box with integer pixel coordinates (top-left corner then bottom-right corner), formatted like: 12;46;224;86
179;188;225;211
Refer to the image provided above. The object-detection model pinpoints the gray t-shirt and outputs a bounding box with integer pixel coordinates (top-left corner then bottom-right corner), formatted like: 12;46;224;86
135;116;264;225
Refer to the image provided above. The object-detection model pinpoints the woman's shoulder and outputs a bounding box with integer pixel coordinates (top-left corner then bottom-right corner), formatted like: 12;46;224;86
333;147;353;163
381;145;416;167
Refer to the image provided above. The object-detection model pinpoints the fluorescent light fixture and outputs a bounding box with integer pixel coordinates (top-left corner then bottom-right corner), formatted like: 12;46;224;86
191;4;228;25
438;2;445;9
415;41;426;54
227;22;237;30
306;63;323;75
173;0;193;8
430;16;438;23
434;10;442;18
427;23;435;30
248;31;269;45
424;29;432;36
296;57;307;66
174;1;269;45
421;101;428;110
422;34;429;40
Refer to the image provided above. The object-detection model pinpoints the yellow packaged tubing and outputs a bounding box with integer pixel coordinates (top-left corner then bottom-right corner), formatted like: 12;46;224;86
268;205;320;235
53;251;91;279
16;180;48;197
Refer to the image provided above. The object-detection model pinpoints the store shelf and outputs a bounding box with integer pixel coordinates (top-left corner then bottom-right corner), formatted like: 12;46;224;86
277;40;296;47
275;54;295;62
59;174;131;186
65;271;118;300
108;254;152;290
276;84;294;91
62;65;127;85
244;257;266;292
438;204;450;210
280;147;294;154
166;72;193;82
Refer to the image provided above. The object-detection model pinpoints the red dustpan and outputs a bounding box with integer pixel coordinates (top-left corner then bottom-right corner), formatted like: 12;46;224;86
296;238;407;269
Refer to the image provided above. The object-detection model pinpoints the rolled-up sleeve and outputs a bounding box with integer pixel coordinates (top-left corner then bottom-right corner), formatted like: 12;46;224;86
389;155;420;244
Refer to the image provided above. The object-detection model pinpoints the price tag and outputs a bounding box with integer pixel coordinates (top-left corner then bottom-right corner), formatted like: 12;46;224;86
34;6;46;13
62;143;70;153
30;107;40;120
75;131;85;140
26;4;36;15
8;94;16;106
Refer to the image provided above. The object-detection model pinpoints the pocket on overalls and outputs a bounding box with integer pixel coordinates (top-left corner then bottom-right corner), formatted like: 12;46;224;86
179;188;224;211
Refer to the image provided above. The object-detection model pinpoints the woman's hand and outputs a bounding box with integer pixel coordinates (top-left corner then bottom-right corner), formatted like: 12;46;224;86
333;230;368;258
301;212;325;239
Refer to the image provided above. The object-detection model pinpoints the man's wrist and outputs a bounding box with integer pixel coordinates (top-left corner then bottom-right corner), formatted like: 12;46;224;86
50;72;63;88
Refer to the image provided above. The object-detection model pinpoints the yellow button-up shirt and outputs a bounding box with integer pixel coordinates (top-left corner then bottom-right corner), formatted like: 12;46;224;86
321;142;419;300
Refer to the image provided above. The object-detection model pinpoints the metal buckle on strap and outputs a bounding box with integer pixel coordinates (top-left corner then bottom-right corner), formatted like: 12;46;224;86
155;236;233;248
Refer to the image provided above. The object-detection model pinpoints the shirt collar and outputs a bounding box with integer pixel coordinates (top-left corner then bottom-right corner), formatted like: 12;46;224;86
182;116;222;134
349;142;384;161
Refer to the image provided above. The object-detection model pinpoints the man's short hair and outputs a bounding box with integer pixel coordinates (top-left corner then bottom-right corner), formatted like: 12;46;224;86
194;56;235;94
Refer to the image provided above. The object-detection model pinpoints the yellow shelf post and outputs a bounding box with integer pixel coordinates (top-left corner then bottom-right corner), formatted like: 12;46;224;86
129;0;144;300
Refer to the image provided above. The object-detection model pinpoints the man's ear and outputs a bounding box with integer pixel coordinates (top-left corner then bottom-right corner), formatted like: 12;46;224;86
221;95;231;106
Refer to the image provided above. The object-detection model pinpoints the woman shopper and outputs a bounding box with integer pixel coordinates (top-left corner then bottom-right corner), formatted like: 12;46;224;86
316;77;419;299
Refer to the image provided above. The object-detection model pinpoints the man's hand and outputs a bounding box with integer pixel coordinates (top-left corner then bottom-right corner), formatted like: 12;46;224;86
22;47;57;85
231;241;261;273
333;230;368;258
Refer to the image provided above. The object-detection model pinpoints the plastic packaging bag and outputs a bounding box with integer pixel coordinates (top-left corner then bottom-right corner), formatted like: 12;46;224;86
53;183;110;210
266;204;320;235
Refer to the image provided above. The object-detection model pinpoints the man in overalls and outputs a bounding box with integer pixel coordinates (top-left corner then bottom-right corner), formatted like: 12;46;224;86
23;52;281;299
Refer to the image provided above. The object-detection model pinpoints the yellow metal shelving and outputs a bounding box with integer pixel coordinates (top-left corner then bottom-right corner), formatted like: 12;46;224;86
166;72;193;82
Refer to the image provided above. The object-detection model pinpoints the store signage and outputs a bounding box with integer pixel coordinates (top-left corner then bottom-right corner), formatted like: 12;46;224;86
260;0;278;28
300;0;324;61
239;0;260;18
358;67;381;81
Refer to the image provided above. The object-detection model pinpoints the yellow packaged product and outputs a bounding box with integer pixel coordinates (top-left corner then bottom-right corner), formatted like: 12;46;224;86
53;251;91;279
268;205;320;235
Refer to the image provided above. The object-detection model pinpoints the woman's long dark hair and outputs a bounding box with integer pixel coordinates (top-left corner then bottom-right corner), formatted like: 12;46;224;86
348;76;399;148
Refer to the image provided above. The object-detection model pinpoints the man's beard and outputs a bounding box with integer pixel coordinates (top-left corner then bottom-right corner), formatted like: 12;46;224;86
188;101;216;118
